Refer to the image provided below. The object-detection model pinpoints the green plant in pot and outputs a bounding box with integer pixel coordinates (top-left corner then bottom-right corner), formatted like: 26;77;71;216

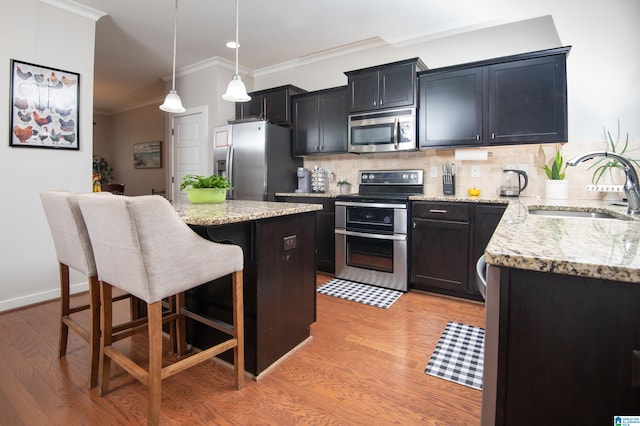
336;179;351;194
92;156;114;184
543;149;569;199
588;121;640;185
180;174;232;204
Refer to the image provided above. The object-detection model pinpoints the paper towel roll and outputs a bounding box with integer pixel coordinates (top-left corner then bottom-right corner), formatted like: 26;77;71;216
454;149;489;161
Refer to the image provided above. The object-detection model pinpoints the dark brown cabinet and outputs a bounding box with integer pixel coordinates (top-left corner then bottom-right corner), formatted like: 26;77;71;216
419;46;569;149
235;85;306;125
276;195;335;274
184;211;317;376
345;58;426;113
410;202;471;295
489;267;640;425
410;201;505;300
291;86;348;155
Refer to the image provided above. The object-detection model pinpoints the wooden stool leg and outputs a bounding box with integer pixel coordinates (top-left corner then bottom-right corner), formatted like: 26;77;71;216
98;282;113;397
175;293;187;357
232;270;244;389
167;296;178;354
88;275;101;388
148;301;163;426
58;263;70;358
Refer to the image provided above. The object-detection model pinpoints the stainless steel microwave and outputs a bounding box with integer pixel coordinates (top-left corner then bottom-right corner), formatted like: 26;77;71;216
348;108;417;154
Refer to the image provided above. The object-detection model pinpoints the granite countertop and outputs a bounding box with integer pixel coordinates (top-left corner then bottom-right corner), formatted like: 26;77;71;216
484;197;640;283
174;200;323;226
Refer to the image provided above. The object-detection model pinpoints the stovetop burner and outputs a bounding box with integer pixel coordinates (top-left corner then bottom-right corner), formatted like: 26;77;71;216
336;169;424;203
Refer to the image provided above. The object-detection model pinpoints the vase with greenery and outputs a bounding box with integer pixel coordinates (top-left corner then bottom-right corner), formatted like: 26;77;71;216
336;179;351;194
543;149;569;199
92;156;114;184
180;174;232;204
588;120;640;185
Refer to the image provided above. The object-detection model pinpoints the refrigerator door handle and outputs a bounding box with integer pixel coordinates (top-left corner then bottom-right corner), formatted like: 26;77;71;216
227;145;235;199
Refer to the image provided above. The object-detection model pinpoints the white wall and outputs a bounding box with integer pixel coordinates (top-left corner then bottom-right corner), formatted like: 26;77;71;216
0;1;99;311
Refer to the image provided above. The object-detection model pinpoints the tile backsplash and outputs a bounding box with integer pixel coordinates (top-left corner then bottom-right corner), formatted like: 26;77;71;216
302;139;626;201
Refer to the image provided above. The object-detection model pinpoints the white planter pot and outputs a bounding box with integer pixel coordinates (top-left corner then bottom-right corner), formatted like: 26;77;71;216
545;180;569;200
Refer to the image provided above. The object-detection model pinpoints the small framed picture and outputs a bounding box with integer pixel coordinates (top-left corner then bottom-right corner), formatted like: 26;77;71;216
9;59;80;150
134;141;162;169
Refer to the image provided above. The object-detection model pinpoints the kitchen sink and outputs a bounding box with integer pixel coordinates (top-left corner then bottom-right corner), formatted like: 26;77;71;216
527;208;626;220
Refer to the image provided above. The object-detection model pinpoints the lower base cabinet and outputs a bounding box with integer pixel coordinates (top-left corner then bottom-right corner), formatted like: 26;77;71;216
486;267;640;424
410;201;505;300
276;195;335;274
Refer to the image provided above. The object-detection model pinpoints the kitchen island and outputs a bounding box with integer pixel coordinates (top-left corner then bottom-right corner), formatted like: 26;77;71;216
482;197;640;425
175;200;323;378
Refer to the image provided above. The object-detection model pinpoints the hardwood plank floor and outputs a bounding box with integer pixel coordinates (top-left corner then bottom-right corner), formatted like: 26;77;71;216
0;274;485;425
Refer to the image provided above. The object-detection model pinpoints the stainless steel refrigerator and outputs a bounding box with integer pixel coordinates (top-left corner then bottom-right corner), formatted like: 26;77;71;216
212;120;302;201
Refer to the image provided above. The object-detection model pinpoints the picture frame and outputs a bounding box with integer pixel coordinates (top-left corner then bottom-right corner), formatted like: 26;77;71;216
134;141;162;169
9;59;80;150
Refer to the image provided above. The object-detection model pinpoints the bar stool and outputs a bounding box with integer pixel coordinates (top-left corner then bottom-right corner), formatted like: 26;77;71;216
77;194;244;426
39;190;138;388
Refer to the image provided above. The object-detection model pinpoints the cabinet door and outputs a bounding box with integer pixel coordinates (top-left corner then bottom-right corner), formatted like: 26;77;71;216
410;218;470;292
318;89;348;154
470;204;505;294
348;72;379;112
380;63;416;109
292;95;320;155
419;68;484;148
237;95;263;120
263;91;287;124
488;54;567;144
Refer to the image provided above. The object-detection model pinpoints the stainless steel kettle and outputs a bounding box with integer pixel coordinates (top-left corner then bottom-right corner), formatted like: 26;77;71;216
498;169;528;196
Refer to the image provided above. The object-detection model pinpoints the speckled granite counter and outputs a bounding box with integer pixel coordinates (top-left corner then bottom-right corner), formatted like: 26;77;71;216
275;192;338;198
484;197;640;283
174;199;323;226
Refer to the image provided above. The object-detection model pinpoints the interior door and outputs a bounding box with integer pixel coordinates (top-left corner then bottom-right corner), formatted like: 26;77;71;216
172;109;206;202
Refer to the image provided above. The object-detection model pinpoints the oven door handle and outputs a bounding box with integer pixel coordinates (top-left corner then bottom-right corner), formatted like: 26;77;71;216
335;201;407;209
335;228;406;241
393;117;399;150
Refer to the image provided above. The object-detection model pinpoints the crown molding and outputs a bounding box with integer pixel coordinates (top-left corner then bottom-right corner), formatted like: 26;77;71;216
37;0;107;21
161;56;254;82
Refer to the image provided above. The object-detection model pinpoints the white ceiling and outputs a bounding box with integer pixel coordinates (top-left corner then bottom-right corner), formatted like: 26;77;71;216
57;0;546;113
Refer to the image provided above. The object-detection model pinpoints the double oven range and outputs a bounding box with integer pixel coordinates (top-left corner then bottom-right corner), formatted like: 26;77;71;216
335;170;424;292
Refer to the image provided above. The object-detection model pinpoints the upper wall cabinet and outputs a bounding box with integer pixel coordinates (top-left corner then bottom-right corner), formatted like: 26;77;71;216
345;58;426;113
418;46;570;149
235;85;306;126
291;86;348;155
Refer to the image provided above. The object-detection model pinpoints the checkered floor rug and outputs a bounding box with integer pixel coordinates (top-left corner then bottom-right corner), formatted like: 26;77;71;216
425;321;485;390
316;278;403;309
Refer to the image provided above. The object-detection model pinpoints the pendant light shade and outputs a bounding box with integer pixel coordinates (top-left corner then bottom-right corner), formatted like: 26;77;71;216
160;0;186;113
222;0;251;103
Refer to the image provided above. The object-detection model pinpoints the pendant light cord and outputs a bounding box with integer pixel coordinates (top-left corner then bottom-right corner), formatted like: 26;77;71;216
234;0;239;75
171;0;178;90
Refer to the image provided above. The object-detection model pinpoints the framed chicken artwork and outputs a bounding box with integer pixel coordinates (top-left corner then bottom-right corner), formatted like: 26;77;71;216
9;59;80;150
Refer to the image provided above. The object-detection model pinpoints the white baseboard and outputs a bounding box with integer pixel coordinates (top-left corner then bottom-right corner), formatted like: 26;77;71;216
0;281;89;313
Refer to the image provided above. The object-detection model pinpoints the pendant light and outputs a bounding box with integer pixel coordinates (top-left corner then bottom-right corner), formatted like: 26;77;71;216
160;0;186;113
222;0;251;102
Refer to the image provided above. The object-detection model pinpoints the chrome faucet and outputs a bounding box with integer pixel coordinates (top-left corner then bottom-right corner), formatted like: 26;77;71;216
567;151;640;215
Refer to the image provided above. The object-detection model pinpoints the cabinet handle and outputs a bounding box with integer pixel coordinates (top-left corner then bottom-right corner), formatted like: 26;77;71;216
413;222;416;229
429;209;448;214
476;134;480;141
373;100;377;107
491;133;496;140
380;99;383;106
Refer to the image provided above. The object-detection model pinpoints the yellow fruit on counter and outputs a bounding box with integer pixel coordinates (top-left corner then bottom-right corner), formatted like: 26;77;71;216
468;188;480;196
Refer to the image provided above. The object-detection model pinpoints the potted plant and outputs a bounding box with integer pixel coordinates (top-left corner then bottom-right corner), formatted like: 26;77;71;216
180;174;232;204
336;179;351;194
589;121;640;185
543;149;569;199
92;156;114;184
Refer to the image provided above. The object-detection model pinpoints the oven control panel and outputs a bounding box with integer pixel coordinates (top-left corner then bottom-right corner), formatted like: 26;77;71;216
358;170;423;185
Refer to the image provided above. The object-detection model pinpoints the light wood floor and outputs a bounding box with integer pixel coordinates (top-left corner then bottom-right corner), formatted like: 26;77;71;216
0;274;485;425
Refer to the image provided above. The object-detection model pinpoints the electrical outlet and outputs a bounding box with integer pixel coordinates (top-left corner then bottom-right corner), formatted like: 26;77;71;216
471;165;480;177
430;166;438;178
283;235;297;251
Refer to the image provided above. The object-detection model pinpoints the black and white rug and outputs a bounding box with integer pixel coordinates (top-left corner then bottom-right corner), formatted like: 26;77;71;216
425;321;484;390
316;278;403;309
